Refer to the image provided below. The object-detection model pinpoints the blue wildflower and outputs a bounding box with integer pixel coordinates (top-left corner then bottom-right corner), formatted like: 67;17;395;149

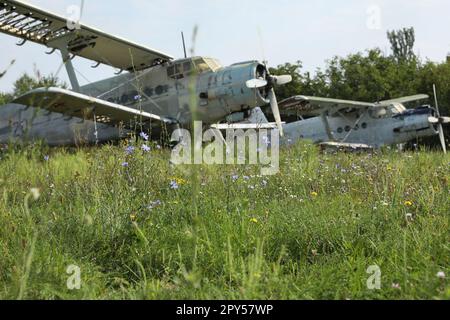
125;146;135;155
232;175;239;182
44;155;50;161
170;180;179;190
140;132;149;141
141;144;151;152
121;162;129;167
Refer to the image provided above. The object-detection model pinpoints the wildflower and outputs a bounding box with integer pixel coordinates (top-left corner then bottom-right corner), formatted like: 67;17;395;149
30;188;40;200
243;176;250;181
125;146;135;155
310;191;318;197
170;180;179;190
311;250;318;256
140;132;149;141
231;175;239;182
121;162;129;167
43;155;50;161
404;200;413;207
437;271;446;279
405;213;413;221
141;144;151;153
147;200;162;210
156;145;162;150
250;218;258;224
130;213;137;221
261;180;268;187
171;177;187;186
392;283;401;289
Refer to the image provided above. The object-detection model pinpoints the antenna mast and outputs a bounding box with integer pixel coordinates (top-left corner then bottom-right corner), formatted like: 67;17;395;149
181;32;187;58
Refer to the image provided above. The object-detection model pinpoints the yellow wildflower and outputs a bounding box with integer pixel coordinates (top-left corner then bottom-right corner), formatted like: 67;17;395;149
404;200;413;207
311;191;318;197
171;177;187;185
250;218;258;224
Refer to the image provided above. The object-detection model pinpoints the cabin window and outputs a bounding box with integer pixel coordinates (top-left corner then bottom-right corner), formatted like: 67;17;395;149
144;87;153;97
167;65;175;78
183;61;193;74
361;122;368;129
155;86;164;95
337;127;343;134
121;94;129;104
175;64;182;74
345;126;351;132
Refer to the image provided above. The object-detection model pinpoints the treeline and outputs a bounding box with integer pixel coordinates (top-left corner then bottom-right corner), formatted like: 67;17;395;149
271;27;450;116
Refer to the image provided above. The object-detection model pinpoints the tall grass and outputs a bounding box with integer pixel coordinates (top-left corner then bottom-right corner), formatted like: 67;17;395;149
0;141;448;299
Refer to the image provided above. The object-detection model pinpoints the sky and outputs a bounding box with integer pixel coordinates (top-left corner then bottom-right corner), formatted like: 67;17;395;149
1;0;449;92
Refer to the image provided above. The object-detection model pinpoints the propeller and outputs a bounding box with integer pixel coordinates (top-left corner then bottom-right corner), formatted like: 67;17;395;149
433;84;447;154
246;71;292;136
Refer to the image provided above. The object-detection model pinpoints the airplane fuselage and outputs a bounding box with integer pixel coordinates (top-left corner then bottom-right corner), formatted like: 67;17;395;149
0;57;269;145
281;106;439;147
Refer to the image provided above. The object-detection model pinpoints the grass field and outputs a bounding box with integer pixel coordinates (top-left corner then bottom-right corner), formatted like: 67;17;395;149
0;140;448;300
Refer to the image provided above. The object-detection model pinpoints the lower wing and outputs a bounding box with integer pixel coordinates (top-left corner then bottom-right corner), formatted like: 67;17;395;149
13;87;176;129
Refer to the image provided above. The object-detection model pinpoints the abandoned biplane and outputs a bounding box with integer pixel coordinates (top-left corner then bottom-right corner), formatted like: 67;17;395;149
0;0;290;146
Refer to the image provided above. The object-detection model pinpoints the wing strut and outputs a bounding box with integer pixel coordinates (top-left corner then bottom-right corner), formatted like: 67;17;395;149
60;46;81;92
320;112;336;141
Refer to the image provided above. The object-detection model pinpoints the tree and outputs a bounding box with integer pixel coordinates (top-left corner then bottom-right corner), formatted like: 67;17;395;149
269;61;304;102
387;27;416;62
12;73;66;98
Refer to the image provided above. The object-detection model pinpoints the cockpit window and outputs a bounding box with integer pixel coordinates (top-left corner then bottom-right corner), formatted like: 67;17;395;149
167;57;222;79
193;57;222;73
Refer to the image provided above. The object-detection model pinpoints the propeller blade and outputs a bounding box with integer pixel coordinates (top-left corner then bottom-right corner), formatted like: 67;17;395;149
438;124;447;154
271;75;292;86
268;88;284;137
246;78;268;89
433;84;441;117
433;85;447;153
440;116;450;124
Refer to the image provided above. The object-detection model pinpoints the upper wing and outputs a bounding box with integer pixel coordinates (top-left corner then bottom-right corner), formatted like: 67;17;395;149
0;0;173;71
279;94;430;117
13;87;176;128
278;95;375;117
378;94;429;106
